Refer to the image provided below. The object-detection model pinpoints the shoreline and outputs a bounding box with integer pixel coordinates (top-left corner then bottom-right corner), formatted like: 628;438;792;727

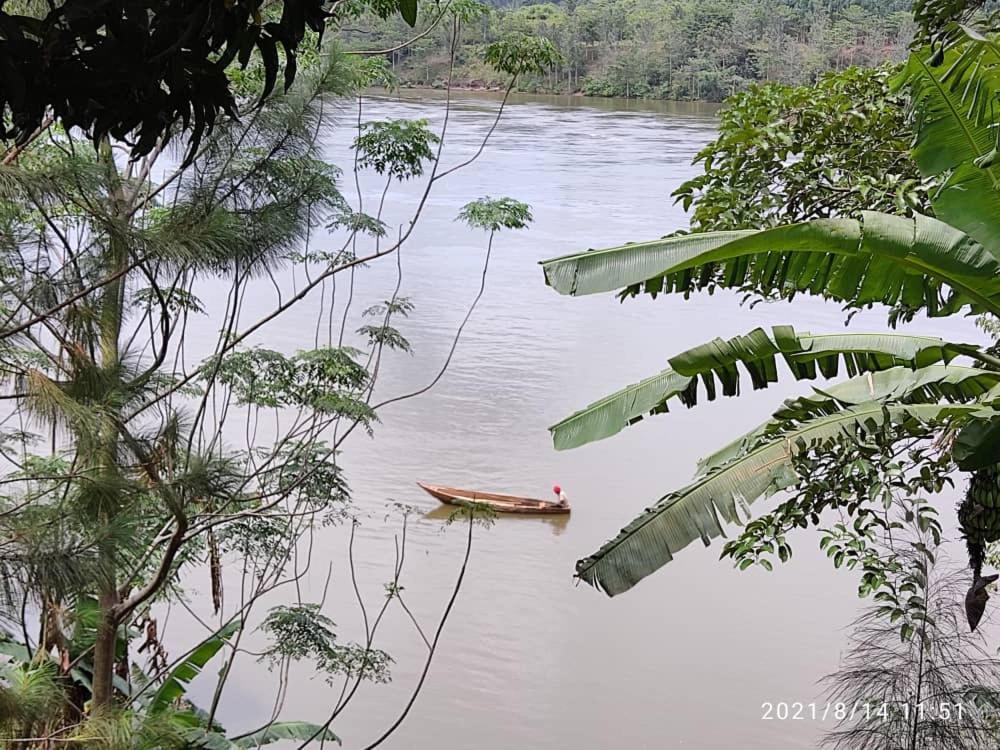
364;84;723;115
397;81;724;105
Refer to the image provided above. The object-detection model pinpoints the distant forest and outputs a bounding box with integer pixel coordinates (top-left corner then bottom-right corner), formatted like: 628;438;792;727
344;0;915;101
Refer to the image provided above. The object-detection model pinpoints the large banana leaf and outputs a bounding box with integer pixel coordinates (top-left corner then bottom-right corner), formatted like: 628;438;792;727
148;620;241;714
540;212;1000;318
551;326;976;450
953;416;1000;469
183;723;340;749
700;365;1000;474
902;32;1000;251
577;400;998;596
232;722;341;747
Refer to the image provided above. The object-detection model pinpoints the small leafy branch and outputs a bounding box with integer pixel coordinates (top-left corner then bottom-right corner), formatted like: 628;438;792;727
358;297;416;354
484;34;564;78
722;422;954;642
821;553;1000;750
259;604;392;684
458;197;532;232
355;119;441;180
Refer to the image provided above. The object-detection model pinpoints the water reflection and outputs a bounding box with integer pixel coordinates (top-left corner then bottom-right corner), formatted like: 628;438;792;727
422;504;571;537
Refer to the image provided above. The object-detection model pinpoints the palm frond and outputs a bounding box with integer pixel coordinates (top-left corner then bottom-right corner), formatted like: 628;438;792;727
0;661;63;736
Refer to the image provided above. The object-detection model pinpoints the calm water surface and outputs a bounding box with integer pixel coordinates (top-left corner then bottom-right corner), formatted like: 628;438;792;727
183;92;988;749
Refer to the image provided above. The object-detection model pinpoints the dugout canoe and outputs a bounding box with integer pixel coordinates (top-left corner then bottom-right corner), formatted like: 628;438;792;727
417;482;571;515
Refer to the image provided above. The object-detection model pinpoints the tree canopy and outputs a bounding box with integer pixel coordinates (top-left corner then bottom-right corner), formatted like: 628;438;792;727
0;0;419;162
344;0;917;100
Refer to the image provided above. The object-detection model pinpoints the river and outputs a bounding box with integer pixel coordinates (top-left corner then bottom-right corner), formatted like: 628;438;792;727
185;91;989;749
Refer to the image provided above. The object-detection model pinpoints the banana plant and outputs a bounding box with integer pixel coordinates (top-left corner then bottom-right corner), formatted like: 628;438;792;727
540;29;1000;631
1;619;340;748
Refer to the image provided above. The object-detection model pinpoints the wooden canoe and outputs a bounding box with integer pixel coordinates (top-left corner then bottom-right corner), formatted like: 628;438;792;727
417;482;570;515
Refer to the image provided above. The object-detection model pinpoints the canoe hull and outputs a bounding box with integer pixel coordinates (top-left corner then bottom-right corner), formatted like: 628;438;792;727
417;482;570;515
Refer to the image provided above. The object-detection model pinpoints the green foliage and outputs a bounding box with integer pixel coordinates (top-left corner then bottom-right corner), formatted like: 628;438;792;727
543;22;1000;598
329;211;389;239
218;515;294;564
259;604;392;684
449;0;491;24
900;32;1000;254
267;441;350;509
457;197;533;232
231;722;341;747
131;287;206;315
364;298;416;318
485;33;564;77
358;296;416;354
149;621;242;714
0;7;492;744
954;419;1000;470
549;327;973;450
214;347;374;421
445;502;498;529
344;0;915;100
354;119;441;180
356;56;398;90
575;398;992;596
69;709;192;750
912;0;987;43
723;425;950;601
542;212;1000;324
0;661;63;739
676;66;933;231
0;1;334;162
822;553;1000;749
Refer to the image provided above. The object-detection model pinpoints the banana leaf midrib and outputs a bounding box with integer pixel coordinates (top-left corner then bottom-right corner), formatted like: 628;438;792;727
541;213;1000;319
549;330;978;445
537;229;757;266
697;364;1000;474
576;401;989;584
548;369;681;431
902;248;1000;314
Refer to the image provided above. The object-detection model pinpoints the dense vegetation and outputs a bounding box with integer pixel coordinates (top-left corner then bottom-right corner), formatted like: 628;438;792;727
345;0;917;100
0;0;422;163
540;1;1000;741
0;6;552;747
542;0;1000;618
4;0;1000;746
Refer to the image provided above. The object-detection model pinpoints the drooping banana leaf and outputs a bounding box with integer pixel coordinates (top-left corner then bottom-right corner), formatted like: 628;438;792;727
901;32;1000;251
542;228;754;295
953;416;1000;469
232;721;341;747
0;632;30;661
181;729;235;750
183;721;341;749
540;212;1000;319
577;400;998;596
700;365;1000;474
148;619;241;714
550;326;978;450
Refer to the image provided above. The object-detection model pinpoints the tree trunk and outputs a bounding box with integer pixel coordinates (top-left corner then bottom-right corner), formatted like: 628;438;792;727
90;588;119;708
90;139;128;711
